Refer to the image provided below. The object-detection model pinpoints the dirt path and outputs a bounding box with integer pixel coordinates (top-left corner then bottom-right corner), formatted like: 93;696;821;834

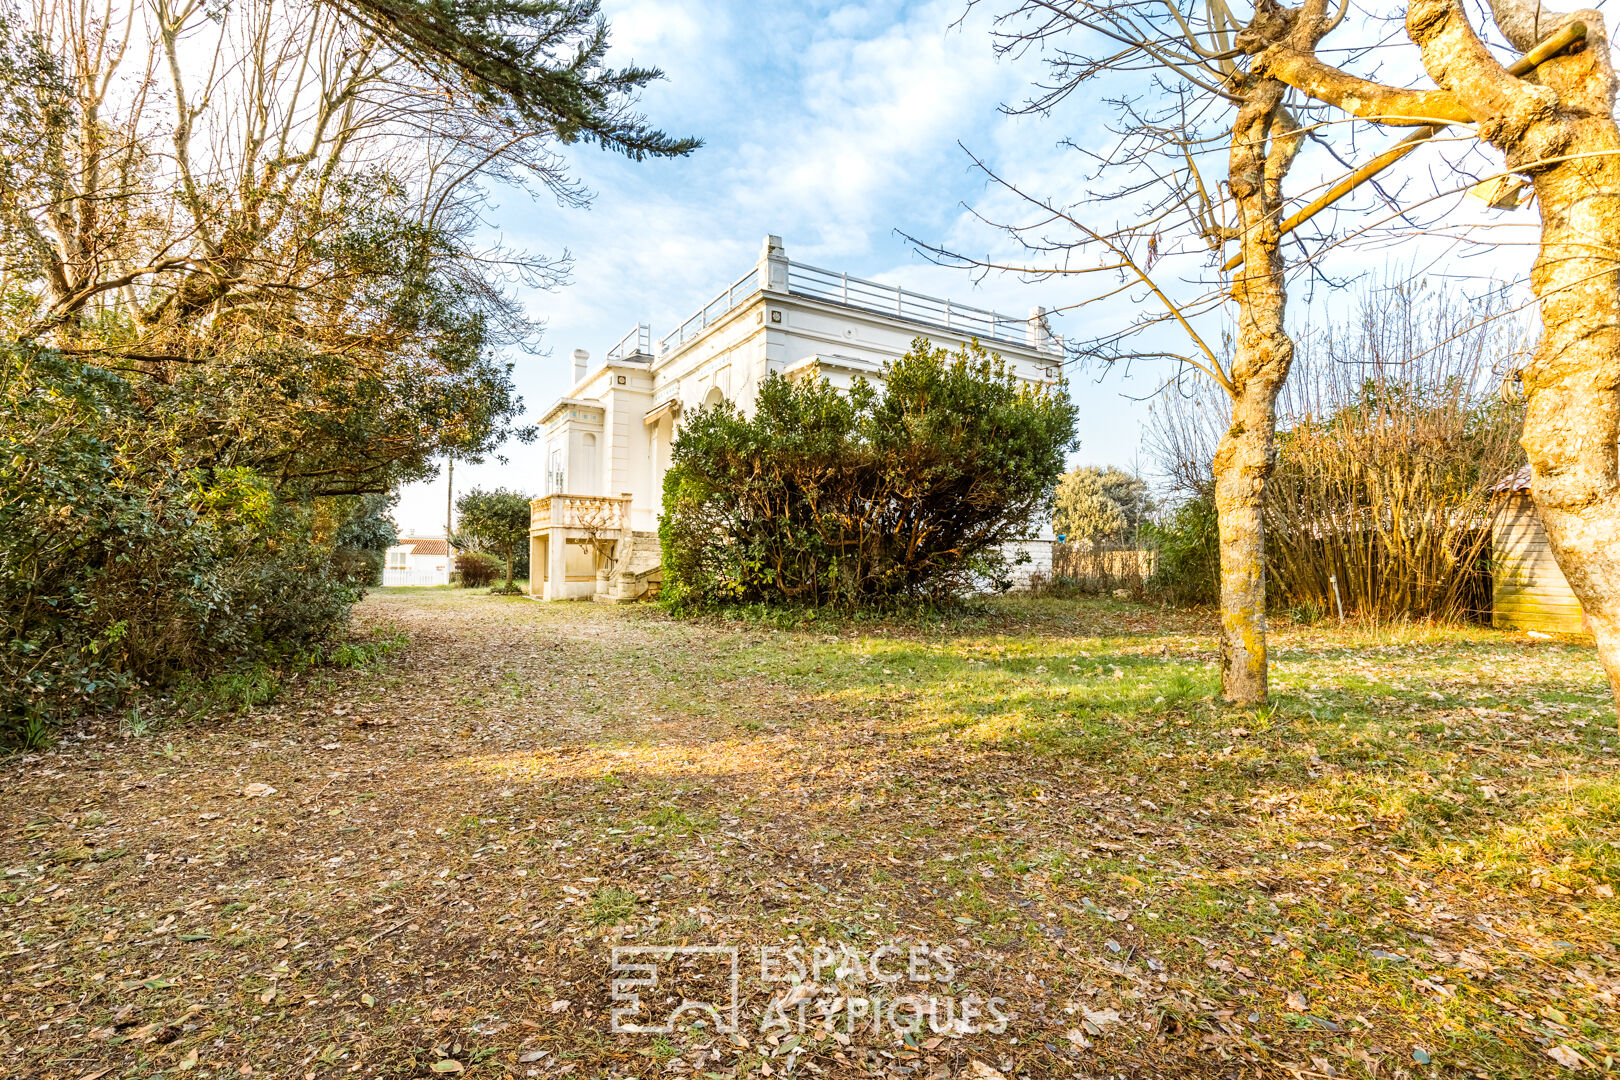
3;590;1617;1080
0;592;1042;1080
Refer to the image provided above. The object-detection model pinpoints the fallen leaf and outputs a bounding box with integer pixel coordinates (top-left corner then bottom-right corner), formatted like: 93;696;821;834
361;993;376;1007
430;1061;464;1074
966;1063;1007;1080
549;999;571;1013
1285;990;1308;1012
1080;1007;1121;1036
1546;1046;1584;1069
177;1048;198;1071
242;783;277;798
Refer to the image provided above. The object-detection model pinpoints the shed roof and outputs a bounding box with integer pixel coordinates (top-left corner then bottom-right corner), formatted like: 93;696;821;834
1492;465;1532;494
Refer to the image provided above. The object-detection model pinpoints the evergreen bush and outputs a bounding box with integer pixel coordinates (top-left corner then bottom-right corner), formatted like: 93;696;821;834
1;347;390;742
660;340;1076;609
455;552;504;588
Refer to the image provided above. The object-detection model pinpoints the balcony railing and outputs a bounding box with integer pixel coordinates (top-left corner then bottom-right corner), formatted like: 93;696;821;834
531;493;632;532
656;259;1062;357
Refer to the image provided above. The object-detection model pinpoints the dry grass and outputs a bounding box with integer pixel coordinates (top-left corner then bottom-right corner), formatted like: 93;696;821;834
1;590;1616;1080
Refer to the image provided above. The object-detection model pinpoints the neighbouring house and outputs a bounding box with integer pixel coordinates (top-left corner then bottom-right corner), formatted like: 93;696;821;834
529;234;1065;602
383;537;452;587
1491;467;1588;633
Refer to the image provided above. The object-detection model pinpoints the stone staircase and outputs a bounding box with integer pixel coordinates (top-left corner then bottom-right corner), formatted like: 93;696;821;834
596;530;663;603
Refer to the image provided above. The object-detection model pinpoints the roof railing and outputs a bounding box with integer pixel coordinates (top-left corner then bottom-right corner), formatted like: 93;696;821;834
659;269;761;353
656;260;1061;357
606;323;653;362
785;261;1058;354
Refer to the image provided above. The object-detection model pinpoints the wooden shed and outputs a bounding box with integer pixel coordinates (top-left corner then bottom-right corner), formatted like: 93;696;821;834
1492;467;1589;633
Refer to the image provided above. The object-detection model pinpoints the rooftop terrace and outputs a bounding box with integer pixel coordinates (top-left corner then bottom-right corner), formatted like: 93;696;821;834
656;237;1064;358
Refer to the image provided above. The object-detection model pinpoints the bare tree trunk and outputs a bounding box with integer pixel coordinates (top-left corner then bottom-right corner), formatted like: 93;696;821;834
1214;80;1300;705
1407;0;1620;711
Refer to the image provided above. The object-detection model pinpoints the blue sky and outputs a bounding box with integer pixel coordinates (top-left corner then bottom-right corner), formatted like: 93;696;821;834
393;0;1155;534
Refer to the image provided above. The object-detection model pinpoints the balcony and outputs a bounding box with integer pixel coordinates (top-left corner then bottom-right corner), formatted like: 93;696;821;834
530;493;633;533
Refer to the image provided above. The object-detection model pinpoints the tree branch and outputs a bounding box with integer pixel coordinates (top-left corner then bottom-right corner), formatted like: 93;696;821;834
1257;45;1474;124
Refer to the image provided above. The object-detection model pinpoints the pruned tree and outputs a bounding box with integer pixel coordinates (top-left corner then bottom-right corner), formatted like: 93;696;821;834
1247;0;1620;711
921;0;1347;703
454;487;532;590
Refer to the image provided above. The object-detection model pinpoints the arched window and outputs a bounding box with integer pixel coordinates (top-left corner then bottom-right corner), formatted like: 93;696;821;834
703;387;727;410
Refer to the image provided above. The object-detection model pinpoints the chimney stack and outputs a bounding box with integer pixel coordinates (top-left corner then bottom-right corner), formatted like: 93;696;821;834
572;348;589;386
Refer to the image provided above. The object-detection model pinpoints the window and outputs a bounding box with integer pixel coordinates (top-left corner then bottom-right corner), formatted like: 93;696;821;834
387;549;409;569
547;448;565;495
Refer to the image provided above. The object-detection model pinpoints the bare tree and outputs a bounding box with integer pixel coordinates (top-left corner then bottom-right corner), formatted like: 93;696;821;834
1249;1;1620;711
0;0;694;494
925;0;1346;703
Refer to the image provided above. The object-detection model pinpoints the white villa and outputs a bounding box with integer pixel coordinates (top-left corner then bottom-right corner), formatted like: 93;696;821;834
528;235;1065;602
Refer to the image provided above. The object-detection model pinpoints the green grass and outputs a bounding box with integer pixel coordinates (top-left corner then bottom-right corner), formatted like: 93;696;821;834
588;885;639;926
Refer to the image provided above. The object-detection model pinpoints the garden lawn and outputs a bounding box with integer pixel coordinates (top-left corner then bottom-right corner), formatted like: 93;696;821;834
2;589;1617;1079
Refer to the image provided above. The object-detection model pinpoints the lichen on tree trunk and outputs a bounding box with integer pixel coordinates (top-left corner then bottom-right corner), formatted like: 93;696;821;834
1215;78;1300;705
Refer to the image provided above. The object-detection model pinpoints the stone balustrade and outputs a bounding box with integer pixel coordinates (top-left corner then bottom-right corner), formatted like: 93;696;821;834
530;493;633;532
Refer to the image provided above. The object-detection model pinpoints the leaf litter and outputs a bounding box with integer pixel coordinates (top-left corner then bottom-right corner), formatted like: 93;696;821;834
0;589;1616;1078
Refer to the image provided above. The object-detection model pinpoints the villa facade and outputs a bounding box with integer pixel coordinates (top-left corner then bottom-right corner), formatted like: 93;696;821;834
528;235;1065;602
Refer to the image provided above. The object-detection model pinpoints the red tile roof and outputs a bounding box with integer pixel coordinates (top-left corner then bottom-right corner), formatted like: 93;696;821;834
400;538;449;556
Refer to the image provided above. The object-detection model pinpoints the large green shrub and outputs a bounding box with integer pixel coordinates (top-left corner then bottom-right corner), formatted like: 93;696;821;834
1;347;390;742
454;551;504;588
660;340;1077;608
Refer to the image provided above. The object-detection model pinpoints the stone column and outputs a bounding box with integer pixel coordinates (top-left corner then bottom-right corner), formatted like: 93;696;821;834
1027;306;1051;352
543;533;568;602
759;234;788;293
527;533;542;597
